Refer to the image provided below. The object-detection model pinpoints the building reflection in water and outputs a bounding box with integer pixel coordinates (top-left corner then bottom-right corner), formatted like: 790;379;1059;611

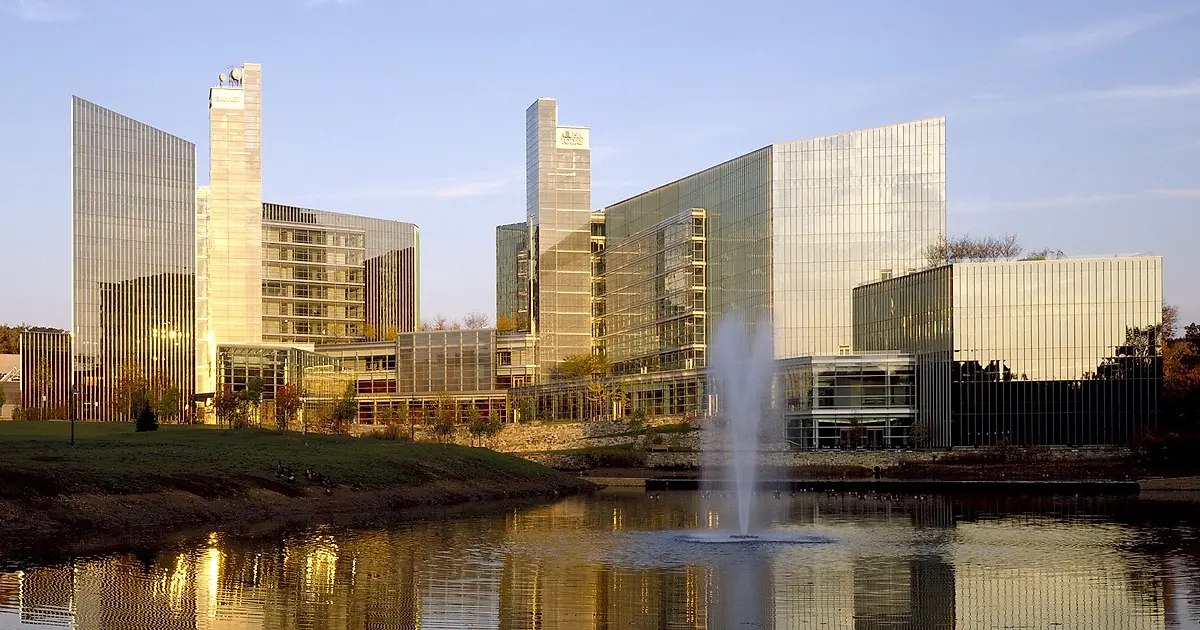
0;492;1195;629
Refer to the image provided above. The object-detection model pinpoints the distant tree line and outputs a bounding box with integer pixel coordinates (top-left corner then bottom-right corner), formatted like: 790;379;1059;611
923;233;1065;267
0;324;67;354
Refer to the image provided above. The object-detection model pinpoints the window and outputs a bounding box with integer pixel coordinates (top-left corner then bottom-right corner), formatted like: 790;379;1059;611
498;351;512;366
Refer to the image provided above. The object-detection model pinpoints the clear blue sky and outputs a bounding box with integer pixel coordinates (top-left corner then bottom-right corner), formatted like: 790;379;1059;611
2;0;1198;330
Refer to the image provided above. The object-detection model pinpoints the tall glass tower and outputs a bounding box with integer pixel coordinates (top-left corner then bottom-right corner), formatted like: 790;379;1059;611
205;63;263;348
526;98;592;378
71;97;196;419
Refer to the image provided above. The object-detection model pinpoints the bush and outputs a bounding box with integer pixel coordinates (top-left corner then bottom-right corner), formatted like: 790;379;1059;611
133;393;158;432
581;447;647;469
367;424;409;441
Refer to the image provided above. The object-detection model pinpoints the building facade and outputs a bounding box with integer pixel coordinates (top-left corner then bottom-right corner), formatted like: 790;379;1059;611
72;96;196;419
205;63;264;350
853;257;1164;446
526;98;592;376
19;331;73;418
495;222;530;333
262;212;367;344
777;354;916;449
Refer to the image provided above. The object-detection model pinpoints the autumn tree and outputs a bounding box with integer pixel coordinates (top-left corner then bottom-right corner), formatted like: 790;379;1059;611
275;383;302;431
384;325;399;341
362;323;378;341
330;382;358;434
433;396;457;443
555;353;610;381
213;386;245;428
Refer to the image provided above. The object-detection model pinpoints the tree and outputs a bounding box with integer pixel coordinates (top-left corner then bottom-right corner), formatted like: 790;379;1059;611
330;382;358;434
1164;303;1180;341
466;406;486;446
32;361;52;420
241;377;265;426
275;383;302;431
1020;248;1066;261
213;386;243;428
132;390;158;432
463;311;490;329
113;361;148;421
155;387;181;424
384;325;399;341
433;396;457;443
362;322;378;341
923;233;1025;266
514;395;534;424
496;315;514;332
556;353;610;381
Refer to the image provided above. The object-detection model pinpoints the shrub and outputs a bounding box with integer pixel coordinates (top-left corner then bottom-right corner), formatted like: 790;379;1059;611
581;447;647;469
367;424;409;441
133;392;158;432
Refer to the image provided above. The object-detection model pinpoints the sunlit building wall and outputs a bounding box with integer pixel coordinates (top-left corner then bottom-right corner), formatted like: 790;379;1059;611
206;63;263;350
527;98;592;377
71;96;196;419
19;331;73;415
600;117;945;367
853;257;1163;446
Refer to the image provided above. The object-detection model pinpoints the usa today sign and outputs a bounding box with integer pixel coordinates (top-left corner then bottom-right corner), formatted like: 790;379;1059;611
556;127;589;150
209;88;245;110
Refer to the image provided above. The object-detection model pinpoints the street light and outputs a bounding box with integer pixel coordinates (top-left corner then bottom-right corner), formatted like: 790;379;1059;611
70;386;78;447
301;392;311;435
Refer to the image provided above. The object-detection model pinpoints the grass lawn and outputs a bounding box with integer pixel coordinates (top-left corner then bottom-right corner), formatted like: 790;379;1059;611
0;421;569;497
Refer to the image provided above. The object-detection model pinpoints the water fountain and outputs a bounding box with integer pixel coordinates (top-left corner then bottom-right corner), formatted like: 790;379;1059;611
706;311;776;537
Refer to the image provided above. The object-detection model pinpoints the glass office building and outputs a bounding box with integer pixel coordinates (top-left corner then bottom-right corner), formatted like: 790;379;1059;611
72;96;196;419
263;203;420;338
777;355;916;449
527;98;592;376
19;331;73;416
496;222;531;332
602;117;946;363
853;257;1163;446
603;208;708;376
261;214;367;344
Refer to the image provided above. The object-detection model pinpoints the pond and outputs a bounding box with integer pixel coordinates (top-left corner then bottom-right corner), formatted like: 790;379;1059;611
3;489;1200;629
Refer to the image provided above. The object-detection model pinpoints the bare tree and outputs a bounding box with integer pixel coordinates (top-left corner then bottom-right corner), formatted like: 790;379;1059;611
1164;302;1179;340
463;311;490;329
925;233;1030;265
1020;248;1066;261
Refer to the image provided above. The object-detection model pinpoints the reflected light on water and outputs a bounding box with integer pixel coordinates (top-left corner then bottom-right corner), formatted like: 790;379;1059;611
1;492;1199;628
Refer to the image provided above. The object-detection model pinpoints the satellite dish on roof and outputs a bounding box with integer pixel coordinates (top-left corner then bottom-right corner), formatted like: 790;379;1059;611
231;67;243;81
219;73;227;84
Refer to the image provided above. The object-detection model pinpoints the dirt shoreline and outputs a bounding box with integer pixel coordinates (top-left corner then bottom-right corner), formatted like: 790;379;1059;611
0;476;596;558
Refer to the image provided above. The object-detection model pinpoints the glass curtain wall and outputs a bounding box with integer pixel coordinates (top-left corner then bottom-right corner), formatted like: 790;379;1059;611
72;96;196;419
527;99;592;377
496;222;530;332
771;118;946;359
603;209;707;376
396;330;496;394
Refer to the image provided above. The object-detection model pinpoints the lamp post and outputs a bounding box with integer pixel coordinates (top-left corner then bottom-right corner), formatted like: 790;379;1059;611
70;386;78;447
301;393;311;436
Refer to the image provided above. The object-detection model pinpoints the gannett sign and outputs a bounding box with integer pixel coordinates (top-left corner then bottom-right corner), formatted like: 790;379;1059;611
555;127;589;150
209;87;245;110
